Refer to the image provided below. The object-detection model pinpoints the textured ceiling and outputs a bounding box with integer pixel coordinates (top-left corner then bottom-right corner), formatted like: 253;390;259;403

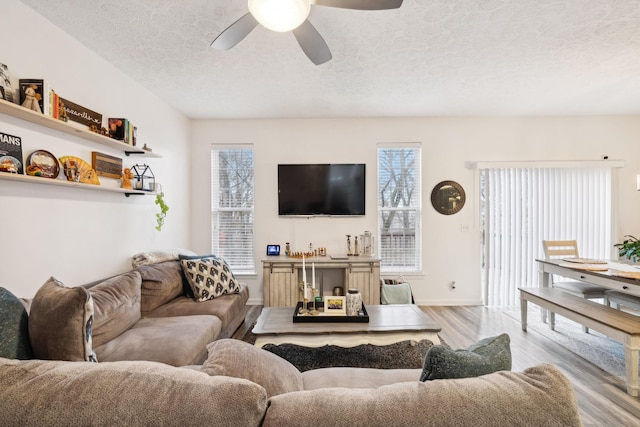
18;0;640;119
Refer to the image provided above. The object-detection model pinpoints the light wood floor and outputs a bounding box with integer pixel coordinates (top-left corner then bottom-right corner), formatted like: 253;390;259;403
233;305;640;427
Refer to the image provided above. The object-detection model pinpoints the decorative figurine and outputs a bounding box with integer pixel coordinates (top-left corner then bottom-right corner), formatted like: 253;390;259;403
58;98;68;122
121;167;134;189
346;234;352;256
22;84;42;113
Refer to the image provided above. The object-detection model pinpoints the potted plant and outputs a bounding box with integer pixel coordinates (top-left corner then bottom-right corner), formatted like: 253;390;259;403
614;235;640;263
155;191;169;231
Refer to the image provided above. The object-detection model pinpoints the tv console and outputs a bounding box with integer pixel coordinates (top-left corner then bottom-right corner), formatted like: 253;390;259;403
261;256;381;307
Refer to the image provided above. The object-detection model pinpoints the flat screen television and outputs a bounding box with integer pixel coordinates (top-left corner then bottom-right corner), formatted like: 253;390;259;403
278;164;366;216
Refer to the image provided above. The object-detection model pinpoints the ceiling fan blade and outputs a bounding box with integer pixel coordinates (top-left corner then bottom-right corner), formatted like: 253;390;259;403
311;0;403;10
293;20;332;65
210;13;259;50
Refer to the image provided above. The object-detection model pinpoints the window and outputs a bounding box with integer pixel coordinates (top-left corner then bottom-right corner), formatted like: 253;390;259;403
480;165;614;307
377;145;422;272
211;146;255;274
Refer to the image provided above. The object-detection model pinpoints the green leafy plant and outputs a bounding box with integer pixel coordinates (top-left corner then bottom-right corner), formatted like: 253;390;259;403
614;235;640;263
155;191;169;231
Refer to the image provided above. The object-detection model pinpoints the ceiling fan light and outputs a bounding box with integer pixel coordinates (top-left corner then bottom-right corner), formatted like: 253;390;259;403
248;0;311;32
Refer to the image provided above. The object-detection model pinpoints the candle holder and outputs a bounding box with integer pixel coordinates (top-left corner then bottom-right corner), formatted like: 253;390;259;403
310;288;319;315
298;282;310;315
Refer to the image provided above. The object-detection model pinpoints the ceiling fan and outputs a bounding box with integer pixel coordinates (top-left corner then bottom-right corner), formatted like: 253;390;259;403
211;0;403;65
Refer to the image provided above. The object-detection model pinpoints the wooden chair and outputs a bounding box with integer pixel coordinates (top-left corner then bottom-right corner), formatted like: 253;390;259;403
542;240;608;333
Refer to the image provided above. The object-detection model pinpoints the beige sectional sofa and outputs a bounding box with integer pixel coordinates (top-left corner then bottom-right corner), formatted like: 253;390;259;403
0;259;583;426
25;259;249;366
0;338;584;426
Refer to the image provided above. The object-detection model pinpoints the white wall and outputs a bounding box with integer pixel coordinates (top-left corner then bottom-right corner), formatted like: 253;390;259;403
191;117;640;305
3;0;640;304
0;0;191;297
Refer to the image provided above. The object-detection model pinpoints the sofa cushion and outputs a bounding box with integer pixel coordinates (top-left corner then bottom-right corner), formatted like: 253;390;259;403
263;364;582;427
145;283;249;338
28;278;97;362
203;339;303;398
302;367;420;390
420;333;511;381
0;357;268;427
0;287;33;359
89;271;142;348
94;315;222;366
136;260;185;316
181;257;239;302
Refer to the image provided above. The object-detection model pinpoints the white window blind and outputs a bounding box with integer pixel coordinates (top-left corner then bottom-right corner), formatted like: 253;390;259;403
211;146;255;274
480;166;613;307
377;146;422;273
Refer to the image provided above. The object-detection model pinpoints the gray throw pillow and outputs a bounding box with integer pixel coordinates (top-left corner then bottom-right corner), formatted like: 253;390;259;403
0;287;34;359
420;333;511;381
202;339;303;398
29;278;98;362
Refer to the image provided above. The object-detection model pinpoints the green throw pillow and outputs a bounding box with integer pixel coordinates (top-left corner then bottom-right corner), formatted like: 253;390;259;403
0;287;34;359
420;333;511;381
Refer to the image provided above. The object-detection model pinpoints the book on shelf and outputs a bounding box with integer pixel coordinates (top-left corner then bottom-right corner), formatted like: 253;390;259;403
0;63;14;102
18;79;53;116
108;118;135;145
0;131;24;174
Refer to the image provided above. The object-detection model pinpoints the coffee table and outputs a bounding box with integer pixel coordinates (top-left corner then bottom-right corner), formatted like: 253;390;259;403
252;304;441;348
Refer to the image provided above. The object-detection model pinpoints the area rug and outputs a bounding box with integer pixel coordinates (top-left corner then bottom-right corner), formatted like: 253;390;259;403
502;305;629;379
240;324;445;372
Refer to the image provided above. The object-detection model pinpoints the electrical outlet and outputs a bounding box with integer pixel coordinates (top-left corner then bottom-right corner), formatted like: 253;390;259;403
460;224;469;232
449;281;456;290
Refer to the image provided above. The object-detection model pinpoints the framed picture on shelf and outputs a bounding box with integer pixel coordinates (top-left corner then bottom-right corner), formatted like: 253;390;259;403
323;296;346;315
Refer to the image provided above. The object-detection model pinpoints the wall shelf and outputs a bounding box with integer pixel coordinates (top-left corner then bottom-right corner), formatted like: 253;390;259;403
0;171;155;197
0;98;161;158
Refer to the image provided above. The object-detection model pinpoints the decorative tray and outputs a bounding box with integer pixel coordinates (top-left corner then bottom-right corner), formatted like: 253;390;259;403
292;302;369;323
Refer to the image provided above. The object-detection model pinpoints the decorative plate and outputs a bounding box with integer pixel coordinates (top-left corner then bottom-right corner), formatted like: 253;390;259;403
58;156;100;185
609;270;640;280
27;150;59;178
0;155;22;174
558;262;609;271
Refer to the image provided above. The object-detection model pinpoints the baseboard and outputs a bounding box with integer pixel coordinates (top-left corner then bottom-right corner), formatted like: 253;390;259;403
414;299;483;306
249;298;483;306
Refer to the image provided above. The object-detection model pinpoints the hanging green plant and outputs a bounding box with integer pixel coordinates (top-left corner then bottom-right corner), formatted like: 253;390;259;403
614;235;640;263
155;191;169;231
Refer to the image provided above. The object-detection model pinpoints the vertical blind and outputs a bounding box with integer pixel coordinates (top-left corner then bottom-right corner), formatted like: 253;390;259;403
211;146;255;274
481;167;612;307
377;146;422;272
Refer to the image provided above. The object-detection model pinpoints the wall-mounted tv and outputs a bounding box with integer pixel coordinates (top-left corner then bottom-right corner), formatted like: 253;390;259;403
278;164;366;216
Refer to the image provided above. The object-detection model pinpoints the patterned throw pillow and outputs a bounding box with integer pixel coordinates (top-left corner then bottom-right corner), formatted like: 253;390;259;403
178;254;219;298
28;277;98;362
180;257;239;302
419;333;511;381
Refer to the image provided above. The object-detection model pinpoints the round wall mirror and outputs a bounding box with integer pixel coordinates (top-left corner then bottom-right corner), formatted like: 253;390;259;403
431;180;465;215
